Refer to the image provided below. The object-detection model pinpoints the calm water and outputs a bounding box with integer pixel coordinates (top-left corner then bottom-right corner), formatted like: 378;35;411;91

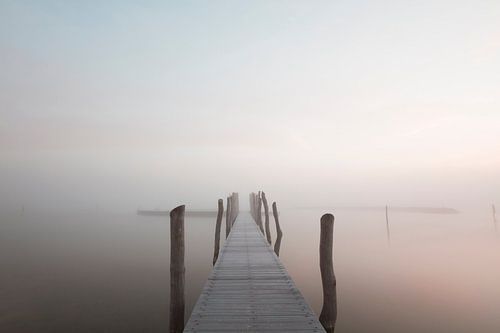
1;207;499;332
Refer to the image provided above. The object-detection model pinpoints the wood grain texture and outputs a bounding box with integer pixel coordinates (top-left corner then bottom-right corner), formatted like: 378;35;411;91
213;199;224;266
319;214;337;333
170;205;185;333
184;212;325;333
272;202;283;257
261;192;272;245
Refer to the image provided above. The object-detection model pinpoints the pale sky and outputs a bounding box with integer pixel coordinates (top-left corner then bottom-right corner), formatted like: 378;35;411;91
1;1;499;210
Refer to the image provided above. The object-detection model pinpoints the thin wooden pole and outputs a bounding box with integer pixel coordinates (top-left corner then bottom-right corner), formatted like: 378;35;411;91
385;205;391;245
493;204;497;233
226;197;231;238
272;202;283;256
213;199;224;265
255;191;260;219
169;205;185;333
229;193;234;225
319;213;337;333
257;194;264;234
254;192;259;223
262;192;272;244
253;192;258;223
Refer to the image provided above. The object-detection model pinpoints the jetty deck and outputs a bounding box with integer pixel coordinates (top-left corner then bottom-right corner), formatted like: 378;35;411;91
184;212;325;332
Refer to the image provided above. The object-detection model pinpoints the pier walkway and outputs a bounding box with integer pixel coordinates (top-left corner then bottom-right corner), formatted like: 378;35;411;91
184;212;325;332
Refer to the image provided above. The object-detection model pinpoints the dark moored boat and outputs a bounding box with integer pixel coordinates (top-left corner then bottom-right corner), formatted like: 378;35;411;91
137;209;219;217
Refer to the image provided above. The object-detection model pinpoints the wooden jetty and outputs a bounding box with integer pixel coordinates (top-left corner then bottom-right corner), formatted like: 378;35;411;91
184;212;326;332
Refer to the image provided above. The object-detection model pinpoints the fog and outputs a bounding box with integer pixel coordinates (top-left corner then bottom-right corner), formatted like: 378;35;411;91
1;1;499;213
2;4;500;332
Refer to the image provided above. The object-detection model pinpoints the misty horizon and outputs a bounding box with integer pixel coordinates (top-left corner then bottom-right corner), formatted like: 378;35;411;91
1;1;499;214
2;2;500;333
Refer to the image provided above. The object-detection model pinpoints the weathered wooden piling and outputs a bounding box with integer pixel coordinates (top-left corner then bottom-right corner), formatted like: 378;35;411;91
213;199;224;266
262;192;272;244
319;213;337;333
169;205;185;333
225;197;231;238
257;193;264;234
230;194;234;225
254;192;259;217
385;205;391;245
493;204;497;232
272;201;283;256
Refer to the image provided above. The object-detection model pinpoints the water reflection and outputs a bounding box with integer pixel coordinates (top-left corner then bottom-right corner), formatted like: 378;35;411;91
2;207;500;332
280;208;500;333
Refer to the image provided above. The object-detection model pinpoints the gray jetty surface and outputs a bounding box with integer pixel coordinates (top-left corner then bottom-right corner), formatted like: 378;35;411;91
184;212;325;332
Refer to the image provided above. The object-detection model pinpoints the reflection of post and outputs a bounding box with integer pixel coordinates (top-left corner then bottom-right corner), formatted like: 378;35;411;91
493;204;497;233
262;192;272;244
319;213;337;333
213;199;224;265
169;205;185;333
226;197;231;238
272;202;283;256
257;194;264;234
385;205;391;245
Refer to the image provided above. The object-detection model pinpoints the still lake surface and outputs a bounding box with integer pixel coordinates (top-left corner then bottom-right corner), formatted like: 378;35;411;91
1;207;499;332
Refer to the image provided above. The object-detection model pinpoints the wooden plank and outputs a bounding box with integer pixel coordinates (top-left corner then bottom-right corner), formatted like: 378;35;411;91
184;212;325;333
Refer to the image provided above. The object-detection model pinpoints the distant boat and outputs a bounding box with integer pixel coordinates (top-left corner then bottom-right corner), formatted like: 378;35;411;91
137;209;220;217
297;206;459;214
137;209;169;216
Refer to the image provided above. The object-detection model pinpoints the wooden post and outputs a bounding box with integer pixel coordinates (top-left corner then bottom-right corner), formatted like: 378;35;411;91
254;192;259;219
213;199;224;265
272;202;283;256
385;205;391;245
493;204;497;233
226;197;231;238
319;213;337;333
235;192;239;222
254;192;260;219
262;192;272;244
254;192;260;223
257;194;264;234
229;193;233;225
169;205;185;333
